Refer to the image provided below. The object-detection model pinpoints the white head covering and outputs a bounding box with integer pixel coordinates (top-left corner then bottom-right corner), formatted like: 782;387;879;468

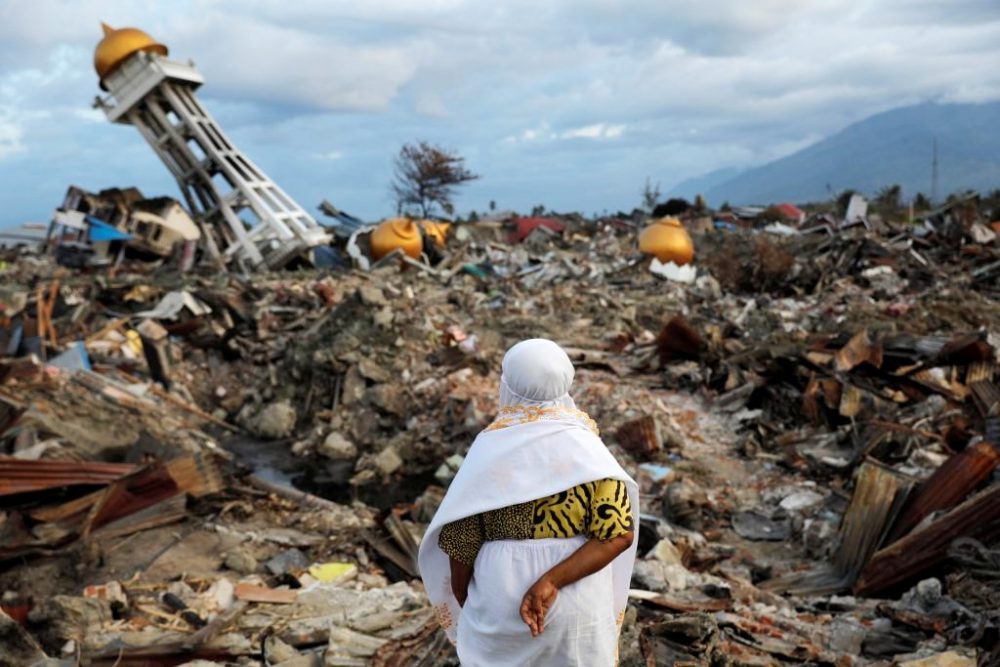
418;338;639;644
499;338;577;409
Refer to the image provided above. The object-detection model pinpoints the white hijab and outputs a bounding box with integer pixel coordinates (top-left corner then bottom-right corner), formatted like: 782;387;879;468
498;339;577;409
418;338;639;642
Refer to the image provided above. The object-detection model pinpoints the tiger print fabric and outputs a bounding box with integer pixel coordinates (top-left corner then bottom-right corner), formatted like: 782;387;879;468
438;478;633;566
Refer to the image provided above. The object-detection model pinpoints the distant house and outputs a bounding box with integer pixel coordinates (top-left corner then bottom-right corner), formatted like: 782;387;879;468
47;186;200;269
510;217;566;243
47;210;131;268
128;198;201;258
772;203;807;225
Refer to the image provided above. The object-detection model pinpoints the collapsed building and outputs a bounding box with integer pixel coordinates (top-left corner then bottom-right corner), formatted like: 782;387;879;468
47;186;201;269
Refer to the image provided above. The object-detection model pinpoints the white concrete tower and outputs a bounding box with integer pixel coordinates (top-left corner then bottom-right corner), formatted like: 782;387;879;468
93;24;329;270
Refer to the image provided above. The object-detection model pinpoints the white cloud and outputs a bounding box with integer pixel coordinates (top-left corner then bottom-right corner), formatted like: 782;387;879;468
1;0;1000;221
0;113;25;160
164;13;419;112
505;122;626;143
558;123;626;140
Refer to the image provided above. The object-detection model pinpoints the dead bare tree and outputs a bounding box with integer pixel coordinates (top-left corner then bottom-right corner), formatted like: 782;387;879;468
391;141;479;218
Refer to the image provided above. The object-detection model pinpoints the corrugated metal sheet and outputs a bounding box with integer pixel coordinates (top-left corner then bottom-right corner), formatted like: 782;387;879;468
0;458;135;496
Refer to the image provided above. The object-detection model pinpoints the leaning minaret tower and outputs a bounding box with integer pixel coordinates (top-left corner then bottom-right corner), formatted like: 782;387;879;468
93;23;329;269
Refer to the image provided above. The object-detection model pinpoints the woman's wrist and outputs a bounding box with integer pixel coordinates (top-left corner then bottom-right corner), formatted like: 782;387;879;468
541;568;566;590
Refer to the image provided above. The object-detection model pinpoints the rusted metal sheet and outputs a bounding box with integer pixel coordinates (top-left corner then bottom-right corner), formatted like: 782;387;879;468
0;458;135;496
835;330;882;372
616;415;662;458
886;441;1000;543
855;482;1000;597
656;315;704;364
835;461;914;584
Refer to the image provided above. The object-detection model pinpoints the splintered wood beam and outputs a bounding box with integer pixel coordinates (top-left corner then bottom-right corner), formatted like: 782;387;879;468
855;482;1000;597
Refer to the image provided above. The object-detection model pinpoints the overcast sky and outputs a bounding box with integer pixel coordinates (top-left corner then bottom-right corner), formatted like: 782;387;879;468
1;0;999;225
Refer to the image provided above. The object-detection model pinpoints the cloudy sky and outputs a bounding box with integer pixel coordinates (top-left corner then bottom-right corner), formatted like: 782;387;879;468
1;0;999;226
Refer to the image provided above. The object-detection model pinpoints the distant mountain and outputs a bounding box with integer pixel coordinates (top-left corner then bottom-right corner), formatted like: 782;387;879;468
702;102;1000;206
667;167;744;200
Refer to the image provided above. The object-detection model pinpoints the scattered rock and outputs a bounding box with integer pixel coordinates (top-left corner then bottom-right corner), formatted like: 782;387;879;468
897;651;977;667
358;285;388;307
266;548;311;576
662;478;711;530
731;510;792;541
434;454;464;485
223;546;259;574
779;490;825;512
248;400;297;439
319;432;358;460
373;446;403;476
650;538;684;566
264;635;305;663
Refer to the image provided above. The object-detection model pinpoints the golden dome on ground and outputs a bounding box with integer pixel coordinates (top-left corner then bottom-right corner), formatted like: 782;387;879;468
638;216;694;265
370;218;423;260
94;22;168;80
419;220;451;249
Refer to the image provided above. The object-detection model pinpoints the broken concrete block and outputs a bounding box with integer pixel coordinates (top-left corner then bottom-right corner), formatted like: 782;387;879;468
265;635;305;663
319;432;358;461
358;285;387;307
650;538;684;566
223;546;259;574
326;625;388;659
827;617;867;656
897;652;976;667
367;384;406;416
435;454;464;485
203;578;235;612
341;366;366;406
373;446;403;476
373;307;394;328
250;400;297;439
731;510;792;541
779;490;824;512
266;548;311;576
633;558;697;592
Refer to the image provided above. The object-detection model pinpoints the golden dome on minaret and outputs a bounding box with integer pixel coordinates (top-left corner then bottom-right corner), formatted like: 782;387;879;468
94;22;168;80
638;216;695;265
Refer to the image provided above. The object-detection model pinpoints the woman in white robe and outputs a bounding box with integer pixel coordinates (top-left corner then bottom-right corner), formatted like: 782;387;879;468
418;338;639;666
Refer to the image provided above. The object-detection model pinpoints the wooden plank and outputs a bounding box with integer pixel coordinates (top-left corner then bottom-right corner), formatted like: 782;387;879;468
34;284;46;343
45;279;60;347
629;589;731;612
233;583;297;604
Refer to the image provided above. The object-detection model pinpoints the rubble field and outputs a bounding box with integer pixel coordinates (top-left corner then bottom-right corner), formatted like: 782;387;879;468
2;197;1000;666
